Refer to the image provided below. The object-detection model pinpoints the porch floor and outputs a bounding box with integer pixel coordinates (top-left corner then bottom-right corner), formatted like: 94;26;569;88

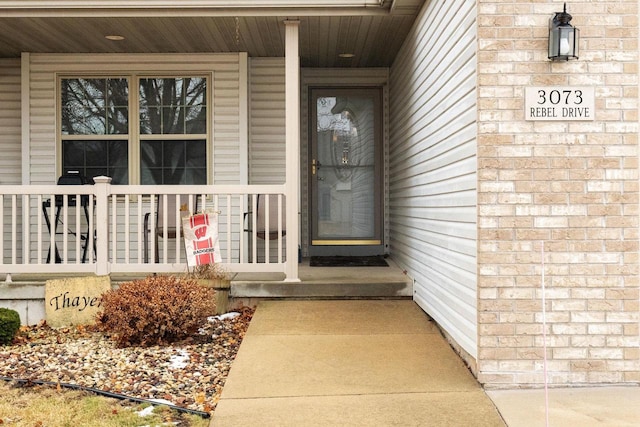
230;257;413;299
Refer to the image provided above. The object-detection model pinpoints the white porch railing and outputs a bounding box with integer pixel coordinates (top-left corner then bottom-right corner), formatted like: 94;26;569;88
0;177;295;280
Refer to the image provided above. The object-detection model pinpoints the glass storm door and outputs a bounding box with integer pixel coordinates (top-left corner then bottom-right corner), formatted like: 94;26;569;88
309;88;383;256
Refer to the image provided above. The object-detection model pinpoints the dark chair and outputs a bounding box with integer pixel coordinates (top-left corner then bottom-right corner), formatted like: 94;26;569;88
243;194;286;262
43;171;93;263
255;194;286;240
143;195;198;263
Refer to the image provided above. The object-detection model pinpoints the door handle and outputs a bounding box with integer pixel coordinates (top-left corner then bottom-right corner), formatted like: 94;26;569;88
312;159;322;175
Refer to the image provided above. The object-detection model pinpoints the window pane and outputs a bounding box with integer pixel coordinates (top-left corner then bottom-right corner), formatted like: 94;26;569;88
162;141;186;168
62;139;128;184
139;77;206;135
140;139;206;185
162;106;185;134
61;78;128;135
186;106;206;134
163;169;185;185
186;139;207;166
62;140;86;166
185;168;207;184
110;167;129;184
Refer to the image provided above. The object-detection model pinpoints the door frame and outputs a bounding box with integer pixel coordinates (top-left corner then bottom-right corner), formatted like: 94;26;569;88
307;86;384;257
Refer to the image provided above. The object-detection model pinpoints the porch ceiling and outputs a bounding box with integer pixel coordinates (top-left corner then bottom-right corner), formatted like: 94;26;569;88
0;0;425;68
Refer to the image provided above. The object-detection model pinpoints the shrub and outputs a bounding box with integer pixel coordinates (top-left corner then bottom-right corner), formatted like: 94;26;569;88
96;275;216;347
185;263;230;281
0;308;21;345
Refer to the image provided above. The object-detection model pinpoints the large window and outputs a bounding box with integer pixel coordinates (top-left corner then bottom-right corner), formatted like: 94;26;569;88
60;76;208;185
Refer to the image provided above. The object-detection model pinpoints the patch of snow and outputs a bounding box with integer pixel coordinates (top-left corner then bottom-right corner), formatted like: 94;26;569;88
209;312;241;322
136;401;180;425
169;349;189;369
136;405;155;417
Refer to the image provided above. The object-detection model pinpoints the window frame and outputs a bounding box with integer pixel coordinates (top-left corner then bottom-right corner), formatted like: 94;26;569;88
57;73;211;185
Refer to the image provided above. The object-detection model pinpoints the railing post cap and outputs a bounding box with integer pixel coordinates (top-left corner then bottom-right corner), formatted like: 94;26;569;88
93;176;112;184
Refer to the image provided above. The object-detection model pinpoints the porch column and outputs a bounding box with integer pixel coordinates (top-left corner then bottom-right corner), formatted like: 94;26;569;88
284;19;300;282
93;176;111;276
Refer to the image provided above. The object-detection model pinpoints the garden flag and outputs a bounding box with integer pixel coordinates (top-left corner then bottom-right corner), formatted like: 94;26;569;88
182;210;221;267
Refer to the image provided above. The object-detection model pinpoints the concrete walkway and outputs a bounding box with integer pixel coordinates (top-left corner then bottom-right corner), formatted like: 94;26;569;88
211;300;640;426
211;300;505;426
487;386;640;426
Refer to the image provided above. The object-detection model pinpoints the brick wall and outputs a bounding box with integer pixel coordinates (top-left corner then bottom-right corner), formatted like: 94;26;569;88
477;0;640;386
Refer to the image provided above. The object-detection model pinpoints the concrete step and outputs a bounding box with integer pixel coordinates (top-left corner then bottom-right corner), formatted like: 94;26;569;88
231;280;412;299
231;258;413;299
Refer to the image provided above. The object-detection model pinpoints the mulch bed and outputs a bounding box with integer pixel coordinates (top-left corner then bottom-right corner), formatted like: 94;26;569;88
0;307;253;415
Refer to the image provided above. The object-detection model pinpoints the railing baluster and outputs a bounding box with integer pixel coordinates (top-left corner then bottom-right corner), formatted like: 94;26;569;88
174;194;181;264
88;194;93;263
239;195;245;264
0;195;4;265
264;194;270;264
123;195;129;262
137;195;143;263
278;194;283;264
61;196;67;263
74;193;81;264
164;194;170;264
251;194;257;264
35;195;41;264
211;194;218;262
47;193;55;264
12;195;17;265
21;195;28;265
226;194;232;264
150;194;156;264
112;194;118;263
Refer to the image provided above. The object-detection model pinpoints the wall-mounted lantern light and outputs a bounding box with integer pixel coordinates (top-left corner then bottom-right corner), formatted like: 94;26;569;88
548;2;579;61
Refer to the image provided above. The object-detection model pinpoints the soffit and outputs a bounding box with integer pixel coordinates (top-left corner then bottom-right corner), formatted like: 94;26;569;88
0;0;425;67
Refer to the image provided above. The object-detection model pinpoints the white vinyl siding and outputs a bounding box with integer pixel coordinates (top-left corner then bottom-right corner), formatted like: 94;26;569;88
247;58;287;262
0;59;23;263
249;58;286;184
0;59;21;185
389;0;478;358
26;53;242;186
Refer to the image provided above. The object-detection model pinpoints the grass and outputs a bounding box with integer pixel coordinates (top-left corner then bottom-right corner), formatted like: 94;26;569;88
0;381;210;427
